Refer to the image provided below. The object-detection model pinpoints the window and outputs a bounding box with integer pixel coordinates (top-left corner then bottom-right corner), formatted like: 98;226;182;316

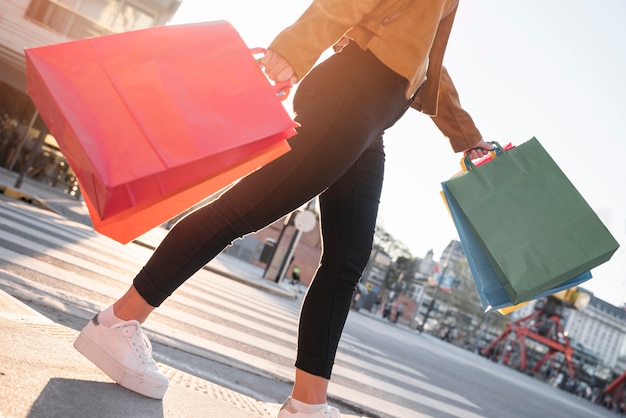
26;0;156;39
76;0;155;32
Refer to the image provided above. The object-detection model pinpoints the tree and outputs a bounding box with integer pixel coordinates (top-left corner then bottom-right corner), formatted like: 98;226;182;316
373;224;412;261
430;257;510;347
384;255;420;293
371;225;510;341
373;224;420;292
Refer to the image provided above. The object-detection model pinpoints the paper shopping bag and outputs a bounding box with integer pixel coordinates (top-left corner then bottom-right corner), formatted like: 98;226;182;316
85;140;290;243
441;183;593;312
25;21;297;242
443;138;619;304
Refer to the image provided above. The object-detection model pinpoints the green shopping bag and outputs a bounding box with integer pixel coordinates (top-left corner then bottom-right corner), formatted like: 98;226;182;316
444;137;619;304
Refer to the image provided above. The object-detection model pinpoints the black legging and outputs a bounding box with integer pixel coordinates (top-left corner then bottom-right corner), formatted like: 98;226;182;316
133;43;414;378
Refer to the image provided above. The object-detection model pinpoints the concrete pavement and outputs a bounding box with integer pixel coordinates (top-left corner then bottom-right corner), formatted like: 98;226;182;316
0;167;362;418
0;289;283;418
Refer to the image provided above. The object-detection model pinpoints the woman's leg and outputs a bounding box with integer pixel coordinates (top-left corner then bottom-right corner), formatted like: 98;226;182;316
79;43;412;405
291;135;385;405
132;44;412;308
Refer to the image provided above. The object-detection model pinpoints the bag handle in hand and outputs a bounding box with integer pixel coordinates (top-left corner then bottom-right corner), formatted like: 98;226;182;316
251;47;291;101
462;141;505;171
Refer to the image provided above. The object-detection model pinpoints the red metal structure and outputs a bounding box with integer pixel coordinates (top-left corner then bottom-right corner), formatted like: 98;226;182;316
482;297;575;378
604;372;626;399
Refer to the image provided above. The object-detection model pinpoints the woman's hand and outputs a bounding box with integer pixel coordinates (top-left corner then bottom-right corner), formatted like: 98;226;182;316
464;140;494;160
259;49;298;85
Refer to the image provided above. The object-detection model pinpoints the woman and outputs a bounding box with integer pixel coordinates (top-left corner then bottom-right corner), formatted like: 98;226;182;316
74;1;493;417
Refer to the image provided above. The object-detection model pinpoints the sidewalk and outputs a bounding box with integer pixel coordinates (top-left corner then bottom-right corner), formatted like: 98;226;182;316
0;168;360;418
0;290;282;418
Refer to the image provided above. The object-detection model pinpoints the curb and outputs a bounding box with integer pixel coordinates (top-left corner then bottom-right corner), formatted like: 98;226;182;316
0;289;279;418
0;184;52;211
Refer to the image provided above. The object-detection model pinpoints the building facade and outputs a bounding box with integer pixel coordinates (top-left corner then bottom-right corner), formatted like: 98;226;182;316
563;296;626;372
2;0;181;92
1;0;181;194
224;208;323;286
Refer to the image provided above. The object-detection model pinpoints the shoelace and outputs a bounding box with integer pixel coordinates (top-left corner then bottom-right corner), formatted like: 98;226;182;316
118;323;154;365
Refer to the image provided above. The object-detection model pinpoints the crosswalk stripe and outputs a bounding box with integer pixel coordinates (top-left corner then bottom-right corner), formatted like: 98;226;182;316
174;281;437;389
0;204;153;262
0;227;134;280
0;200;484;417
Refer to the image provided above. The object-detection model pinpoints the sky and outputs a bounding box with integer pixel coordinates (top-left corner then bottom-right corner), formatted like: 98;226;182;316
168;1;626;306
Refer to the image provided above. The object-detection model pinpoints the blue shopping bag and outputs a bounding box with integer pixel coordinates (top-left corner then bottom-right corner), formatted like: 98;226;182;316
441;183;592;312
444;138;617;304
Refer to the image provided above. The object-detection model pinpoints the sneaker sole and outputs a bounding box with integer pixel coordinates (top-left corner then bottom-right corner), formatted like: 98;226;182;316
74;331;168;399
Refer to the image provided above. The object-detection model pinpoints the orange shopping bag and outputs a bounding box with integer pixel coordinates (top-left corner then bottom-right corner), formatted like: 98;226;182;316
25;21;297;243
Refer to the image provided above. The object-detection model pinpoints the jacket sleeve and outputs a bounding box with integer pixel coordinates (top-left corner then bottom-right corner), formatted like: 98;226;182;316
411;66;482;153
268;0;382;80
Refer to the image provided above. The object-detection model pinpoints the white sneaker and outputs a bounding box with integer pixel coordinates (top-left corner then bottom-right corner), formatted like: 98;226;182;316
74;314;169;399
277;398;341;417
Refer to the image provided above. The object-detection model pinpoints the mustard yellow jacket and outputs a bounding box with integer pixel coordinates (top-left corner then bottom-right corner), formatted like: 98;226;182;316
269;0;482;152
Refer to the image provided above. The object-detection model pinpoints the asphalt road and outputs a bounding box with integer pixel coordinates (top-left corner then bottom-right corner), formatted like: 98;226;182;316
0;194;618;418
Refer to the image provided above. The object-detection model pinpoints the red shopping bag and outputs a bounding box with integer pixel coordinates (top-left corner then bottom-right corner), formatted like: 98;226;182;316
84;140;290;243
25;21;297;243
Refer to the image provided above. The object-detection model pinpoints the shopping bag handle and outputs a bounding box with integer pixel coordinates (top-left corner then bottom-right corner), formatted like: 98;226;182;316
462;141;505;171
251;47;291;101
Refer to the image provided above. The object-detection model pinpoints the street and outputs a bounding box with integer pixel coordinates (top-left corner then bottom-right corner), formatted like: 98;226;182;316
0;195;617;418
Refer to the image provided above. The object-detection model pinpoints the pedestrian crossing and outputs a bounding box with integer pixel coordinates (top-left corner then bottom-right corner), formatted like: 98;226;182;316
0;199;485;418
